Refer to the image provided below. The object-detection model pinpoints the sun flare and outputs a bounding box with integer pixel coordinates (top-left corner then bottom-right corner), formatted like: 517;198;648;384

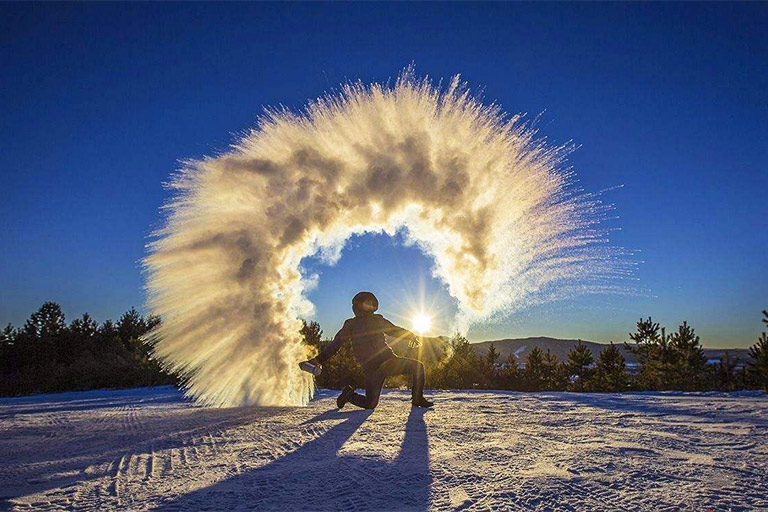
411;312;432;335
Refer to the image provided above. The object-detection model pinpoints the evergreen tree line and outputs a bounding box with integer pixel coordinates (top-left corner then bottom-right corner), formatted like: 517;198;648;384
0;302;176;396
302;312;768;393
2;302;766;397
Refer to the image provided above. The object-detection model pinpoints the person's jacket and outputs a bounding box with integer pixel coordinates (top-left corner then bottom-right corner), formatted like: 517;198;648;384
317;314;415;372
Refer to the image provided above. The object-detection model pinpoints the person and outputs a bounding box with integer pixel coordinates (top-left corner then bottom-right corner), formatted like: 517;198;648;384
304;291;433;409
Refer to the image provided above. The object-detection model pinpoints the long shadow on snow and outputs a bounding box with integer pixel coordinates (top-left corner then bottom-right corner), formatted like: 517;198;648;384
155;407;432;511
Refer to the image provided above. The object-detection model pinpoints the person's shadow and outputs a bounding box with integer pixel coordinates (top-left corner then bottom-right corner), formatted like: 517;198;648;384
155;407;431;511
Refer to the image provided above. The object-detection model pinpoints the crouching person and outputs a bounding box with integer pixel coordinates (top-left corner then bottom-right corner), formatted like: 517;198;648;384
304;291;433;409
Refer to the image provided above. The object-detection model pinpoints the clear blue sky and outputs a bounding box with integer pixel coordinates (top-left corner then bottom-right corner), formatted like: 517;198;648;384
1;3;766;348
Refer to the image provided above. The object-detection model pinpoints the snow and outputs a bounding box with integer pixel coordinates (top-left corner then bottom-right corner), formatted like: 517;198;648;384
1;387;766;511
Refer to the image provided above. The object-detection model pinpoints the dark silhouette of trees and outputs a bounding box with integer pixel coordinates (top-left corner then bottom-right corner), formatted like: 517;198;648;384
300;320;323;353
625;317;709;391
0;302;175;397
625;317;669;390
431;335;484;389
484;342;500;368
299;312;763;394
668;321;707;390
593;343;628;392
711;351;740;391
542;350;565;390
7;303;763;397
566;340;594;391
482;342;501;388
748;311;768;392
498;353;519;389
523;346;546;391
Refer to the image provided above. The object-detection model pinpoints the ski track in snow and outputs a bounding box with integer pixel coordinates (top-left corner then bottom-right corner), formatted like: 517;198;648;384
0;387;766;511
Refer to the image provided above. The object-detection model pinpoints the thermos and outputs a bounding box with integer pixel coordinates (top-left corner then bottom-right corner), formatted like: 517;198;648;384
299;361;322;376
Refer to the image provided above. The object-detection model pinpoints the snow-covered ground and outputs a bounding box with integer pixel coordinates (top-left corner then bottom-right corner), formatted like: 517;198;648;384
1;387;766;511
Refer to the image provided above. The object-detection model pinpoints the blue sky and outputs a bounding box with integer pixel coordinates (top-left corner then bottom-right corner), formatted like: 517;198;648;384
1;3;766;347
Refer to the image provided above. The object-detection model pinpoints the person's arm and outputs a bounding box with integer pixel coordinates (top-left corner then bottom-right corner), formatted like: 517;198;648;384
315;321;351;364
379;316;418;344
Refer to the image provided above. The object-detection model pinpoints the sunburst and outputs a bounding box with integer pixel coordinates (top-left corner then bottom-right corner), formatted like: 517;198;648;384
411;312;432;335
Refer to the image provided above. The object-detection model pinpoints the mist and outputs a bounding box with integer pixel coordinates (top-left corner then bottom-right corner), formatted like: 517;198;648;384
143;71;629;407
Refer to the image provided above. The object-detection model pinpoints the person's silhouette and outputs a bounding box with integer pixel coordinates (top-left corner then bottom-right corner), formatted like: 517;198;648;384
304;291;433;409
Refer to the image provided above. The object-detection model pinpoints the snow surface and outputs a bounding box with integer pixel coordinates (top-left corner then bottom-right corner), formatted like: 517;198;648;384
1;386;766;511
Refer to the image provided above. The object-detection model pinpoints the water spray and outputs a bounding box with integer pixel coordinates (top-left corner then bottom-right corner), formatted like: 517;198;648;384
144;70;630;407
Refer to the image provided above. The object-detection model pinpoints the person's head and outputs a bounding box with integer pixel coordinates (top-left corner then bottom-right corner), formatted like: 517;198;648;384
352;291;378;317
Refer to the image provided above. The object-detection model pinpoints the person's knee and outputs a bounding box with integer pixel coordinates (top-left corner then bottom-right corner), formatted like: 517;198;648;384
402;357;423;373
365;396;380;409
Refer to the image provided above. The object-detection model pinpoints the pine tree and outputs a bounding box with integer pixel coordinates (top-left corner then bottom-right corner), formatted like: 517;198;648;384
117;308;147;348
0;302;176;396
712;351;738;391
0;324;17;387
748;311;768;392
70;313;99;339
524;347;546;391
20;302;67;367
447;335;484;389
625;317;673;390
0;323;14;350
669;321;707;390
499;353;519;389
594;343;628;392
566;340;594;391
483;343;500;388
542;350;563;390
23;302;66;340
300;320;323;352
485;343;500;367
64;313;100;365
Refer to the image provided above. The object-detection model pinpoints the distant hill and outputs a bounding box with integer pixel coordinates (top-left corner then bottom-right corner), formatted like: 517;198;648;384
470;337;750;366
389;334;751;367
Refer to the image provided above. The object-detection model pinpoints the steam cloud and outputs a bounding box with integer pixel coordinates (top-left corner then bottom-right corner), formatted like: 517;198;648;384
144;71;629;407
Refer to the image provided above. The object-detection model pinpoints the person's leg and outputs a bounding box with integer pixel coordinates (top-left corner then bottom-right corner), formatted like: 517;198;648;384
346;386;367;409
379;357;426;402
336;385;356;409
362;368;387;409
346;369;387;409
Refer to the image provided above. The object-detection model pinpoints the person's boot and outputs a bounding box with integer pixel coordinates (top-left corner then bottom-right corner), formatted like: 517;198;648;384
412;396;434;408
337;385;355;409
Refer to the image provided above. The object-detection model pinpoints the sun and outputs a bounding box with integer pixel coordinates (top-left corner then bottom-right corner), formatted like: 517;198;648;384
411;312;432;335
